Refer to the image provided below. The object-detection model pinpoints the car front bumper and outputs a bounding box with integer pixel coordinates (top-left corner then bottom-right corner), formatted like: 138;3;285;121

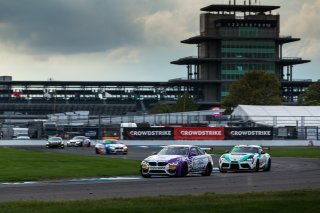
141;163;180;176
219;160;254;171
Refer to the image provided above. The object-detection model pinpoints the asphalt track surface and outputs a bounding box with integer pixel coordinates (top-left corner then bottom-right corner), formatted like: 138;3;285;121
0;146;319;202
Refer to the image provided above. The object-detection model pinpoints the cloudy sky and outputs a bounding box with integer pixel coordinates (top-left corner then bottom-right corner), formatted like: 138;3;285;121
0;0;319;82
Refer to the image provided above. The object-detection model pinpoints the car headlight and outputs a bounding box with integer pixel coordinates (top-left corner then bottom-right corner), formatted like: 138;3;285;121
245;155;254;162
169;160;179;166
168;160;180;170
246;155;254;160
141;160;149;169
141;160;149;165
220;155;231;162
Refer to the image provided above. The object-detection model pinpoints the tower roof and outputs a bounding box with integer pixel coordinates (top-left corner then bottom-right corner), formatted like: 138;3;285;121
201;4;280;13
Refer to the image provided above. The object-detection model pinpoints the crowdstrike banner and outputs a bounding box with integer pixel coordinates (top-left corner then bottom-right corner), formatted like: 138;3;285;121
174;127;224;140
225;127;273;140
122;128;174;140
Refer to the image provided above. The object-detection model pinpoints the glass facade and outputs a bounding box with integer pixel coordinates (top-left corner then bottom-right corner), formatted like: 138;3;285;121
219;27;277;38
221;63;275;80
221;40;276;59
220;40;277;98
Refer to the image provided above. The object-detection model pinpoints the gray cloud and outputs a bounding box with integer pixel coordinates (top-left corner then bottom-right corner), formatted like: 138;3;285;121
0;0;173;54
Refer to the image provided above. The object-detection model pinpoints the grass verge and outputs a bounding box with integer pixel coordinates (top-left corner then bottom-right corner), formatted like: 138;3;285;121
0;190;319;213
208;147;320;158
0;147;140;182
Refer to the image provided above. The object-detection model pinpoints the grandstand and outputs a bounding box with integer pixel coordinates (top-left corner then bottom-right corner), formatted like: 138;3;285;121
0;77;200;115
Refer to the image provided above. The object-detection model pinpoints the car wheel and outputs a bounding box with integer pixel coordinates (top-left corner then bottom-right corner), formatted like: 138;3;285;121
202;163;213;176
87;142;91;147
179;163;188;177
264;159;271;171
95;148;99;154
255;160;260;172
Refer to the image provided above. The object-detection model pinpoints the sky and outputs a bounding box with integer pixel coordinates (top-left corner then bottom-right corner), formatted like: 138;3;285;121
0;0;319;82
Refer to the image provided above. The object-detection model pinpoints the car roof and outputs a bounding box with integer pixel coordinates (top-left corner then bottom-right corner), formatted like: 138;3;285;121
235;145;261;148
167;145;194;148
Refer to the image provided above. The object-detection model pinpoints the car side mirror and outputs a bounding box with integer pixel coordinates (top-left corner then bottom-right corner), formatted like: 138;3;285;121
225;150;229;153
152;152;158;155
189;153;197;157
261;151;265;154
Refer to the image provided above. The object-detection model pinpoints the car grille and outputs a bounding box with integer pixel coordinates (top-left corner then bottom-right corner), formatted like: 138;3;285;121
230;163;239;170
148;162;167;166
149;170;166;174
241;164;251;169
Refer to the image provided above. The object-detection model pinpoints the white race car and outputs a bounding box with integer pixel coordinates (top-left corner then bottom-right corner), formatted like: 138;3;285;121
219;145;271;172
67;136;91;147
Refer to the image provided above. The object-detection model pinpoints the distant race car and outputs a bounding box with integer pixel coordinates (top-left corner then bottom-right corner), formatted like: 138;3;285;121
67;136;91;147
140;145;213;178
14;135;31;140
95;139;128;155
46;137;64;149
219;145;271;172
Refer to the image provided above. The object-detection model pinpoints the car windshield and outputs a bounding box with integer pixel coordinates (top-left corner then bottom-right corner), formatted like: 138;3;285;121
157;146;189;156
231;147;259;154
73;136;84;140
48;137;61;141
104;140;119;144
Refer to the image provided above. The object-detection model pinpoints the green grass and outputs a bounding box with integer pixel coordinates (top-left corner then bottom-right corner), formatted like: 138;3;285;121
208;147;320;158
0;147;319;183
0;147;140;182
0;190;319;213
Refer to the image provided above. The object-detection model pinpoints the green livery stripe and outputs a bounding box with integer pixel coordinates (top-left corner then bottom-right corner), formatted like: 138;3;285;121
239;155;250;162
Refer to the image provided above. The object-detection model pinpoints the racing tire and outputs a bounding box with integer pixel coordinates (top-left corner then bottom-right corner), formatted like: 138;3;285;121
87;142;91;147
180;163;188;177
95;148;99;154
255;160;260;172
202;163;213;176
263;159;271;171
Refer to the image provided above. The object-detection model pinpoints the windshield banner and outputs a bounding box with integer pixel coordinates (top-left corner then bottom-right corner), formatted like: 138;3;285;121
225;127;273;140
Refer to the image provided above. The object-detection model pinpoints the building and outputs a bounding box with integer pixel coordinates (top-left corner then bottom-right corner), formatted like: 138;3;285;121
0;78;199;115
171;1;311;105
0;2;315;117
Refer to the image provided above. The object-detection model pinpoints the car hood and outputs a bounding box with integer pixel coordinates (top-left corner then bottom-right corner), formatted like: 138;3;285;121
68;139;82;142
48;140;62;143
144;155;184;163
225;153;256;162
107;144;126;148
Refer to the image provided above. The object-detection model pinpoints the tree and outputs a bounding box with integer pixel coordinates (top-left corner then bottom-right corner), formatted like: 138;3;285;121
298;81;320;105
148;103;174;114
173;92;199;112
221;70;282;114
148;92;198;114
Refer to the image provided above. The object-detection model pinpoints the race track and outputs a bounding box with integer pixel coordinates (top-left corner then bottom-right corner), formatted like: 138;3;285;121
0;146;319;202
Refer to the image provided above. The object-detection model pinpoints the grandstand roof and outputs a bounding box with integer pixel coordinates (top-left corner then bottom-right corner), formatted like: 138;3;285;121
232;105;320;127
